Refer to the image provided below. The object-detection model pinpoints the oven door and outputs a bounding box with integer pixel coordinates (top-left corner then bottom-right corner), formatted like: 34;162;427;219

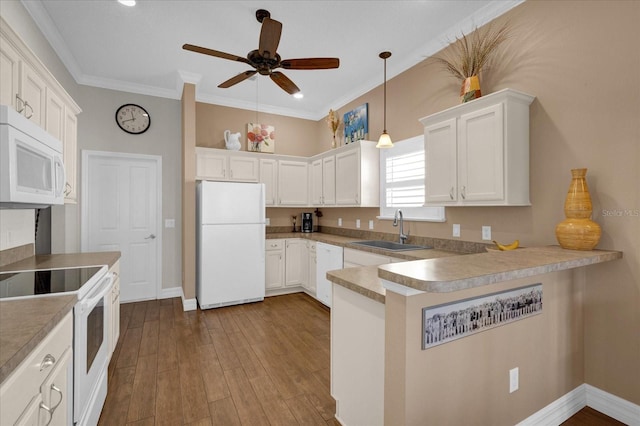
73;273;113;425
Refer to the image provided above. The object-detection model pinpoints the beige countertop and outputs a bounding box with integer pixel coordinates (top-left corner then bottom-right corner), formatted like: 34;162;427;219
0;251;121;385
378;246;622;293
0;294;77;384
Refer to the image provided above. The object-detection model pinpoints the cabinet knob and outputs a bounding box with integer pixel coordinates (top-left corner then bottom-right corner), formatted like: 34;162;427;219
40;353;56;371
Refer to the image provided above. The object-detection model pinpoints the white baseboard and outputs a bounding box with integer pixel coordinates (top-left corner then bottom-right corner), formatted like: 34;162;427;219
586;384;640;426
518;383;640;426
181;292;197;311
159;286;182;299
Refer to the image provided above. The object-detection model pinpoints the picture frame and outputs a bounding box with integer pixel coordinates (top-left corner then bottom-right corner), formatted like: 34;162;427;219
422;284;543;349
343;103;368;144
247;123;275;153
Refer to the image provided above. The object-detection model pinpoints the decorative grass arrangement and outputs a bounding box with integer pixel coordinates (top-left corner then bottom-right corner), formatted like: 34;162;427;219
432;22;511;80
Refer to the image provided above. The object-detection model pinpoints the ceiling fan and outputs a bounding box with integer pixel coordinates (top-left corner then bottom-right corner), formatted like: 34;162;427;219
183;9;340;95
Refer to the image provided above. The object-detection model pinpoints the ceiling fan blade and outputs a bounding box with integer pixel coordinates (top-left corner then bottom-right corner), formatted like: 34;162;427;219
270;71;300;95
280;58;340;70
218;70;257;88
183;44;250;65
258;17;282;59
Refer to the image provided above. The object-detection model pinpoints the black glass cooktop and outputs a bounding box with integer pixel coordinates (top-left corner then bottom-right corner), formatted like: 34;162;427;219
0;267;103;300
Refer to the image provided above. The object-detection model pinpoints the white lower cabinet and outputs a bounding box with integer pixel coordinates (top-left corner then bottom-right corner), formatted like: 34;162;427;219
0;311;73;426
306;241;317;295
316;242;343;307
109;261;121;355
265;239;285;290
285;239;307;287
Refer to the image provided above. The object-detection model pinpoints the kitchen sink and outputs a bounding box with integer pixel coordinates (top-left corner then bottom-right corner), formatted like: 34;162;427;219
350;240;432;252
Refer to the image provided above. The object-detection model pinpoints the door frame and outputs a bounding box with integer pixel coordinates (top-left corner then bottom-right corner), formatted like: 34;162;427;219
80;149;163;299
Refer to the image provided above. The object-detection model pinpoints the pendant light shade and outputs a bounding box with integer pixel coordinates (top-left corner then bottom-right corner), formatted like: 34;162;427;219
376;51;393;149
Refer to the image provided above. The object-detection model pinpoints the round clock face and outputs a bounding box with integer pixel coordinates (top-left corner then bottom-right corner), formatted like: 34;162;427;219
115;104;150;134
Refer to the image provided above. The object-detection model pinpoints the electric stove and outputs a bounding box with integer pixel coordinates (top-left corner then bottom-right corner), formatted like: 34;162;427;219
0;266;106;300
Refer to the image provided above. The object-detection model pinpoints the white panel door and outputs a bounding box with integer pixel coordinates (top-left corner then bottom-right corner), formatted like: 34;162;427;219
83;152;160;302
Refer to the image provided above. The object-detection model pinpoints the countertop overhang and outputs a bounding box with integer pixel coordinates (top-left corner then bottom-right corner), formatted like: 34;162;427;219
378;246;622;293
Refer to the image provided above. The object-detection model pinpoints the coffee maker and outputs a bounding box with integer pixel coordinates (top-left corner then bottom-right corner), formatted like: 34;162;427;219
302;212;313;233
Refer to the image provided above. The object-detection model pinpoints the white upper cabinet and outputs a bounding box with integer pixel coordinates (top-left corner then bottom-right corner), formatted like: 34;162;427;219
1;18;81;204
259;158;278;206
310;154;336;206
335;140;379;207
195;148;259;182
420;89;535;206
278;159;308;206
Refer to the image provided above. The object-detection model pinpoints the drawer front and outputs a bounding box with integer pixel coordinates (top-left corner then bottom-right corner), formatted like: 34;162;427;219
0;311;72;425
266;239;284;250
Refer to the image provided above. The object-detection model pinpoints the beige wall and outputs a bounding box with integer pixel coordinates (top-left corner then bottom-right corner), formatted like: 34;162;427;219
182;84;196;300
385;270;584;424
195;103;324;157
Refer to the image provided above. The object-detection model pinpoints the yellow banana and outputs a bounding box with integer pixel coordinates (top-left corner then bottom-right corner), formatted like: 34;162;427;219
492;240;520;251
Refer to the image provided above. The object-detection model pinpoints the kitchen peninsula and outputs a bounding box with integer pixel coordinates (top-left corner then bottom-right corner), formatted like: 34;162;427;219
328;246;622;426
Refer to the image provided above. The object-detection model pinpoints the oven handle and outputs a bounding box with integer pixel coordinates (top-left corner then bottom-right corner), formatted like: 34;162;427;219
78;273;114;314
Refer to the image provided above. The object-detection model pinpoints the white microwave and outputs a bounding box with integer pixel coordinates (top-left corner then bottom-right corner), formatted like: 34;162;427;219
0;105;65;208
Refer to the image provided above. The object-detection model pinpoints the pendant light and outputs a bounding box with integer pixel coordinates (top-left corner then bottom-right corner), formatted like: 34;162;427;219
376;51;393;149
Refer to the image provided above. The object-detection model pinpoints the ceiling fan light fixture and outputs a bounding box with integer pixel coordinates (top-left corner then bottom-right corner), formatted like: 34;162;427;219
293;92;304;99
117;0;136;7
376;51;393;149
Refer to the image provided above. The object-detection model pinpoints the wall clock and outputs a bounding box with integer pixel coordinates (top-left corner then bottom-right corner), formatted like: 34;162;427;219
115;104;151;134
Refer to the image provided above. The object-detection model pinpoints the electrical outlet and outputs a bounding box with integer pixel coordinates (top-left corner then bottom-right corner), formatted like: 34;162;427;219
369;220;374;230
356;219;361;228
482;226;492;241
265;218;270;226
509;367;519;393
453;224;461;237
338;218;342;227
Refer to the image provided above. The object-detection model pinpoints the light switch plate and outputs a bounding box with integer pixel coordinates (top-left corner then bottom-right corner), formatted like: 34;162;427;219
369;220;374;230
265;218;270;226
338;218;342;227
453;224;461;238
509;367;519;393
165;219;175;228
356;219;361;228
482;226;492;241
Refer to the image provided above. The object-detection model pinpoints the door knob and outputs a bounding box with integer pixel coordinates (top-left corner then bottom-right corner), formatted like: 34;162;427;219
145;234;156;240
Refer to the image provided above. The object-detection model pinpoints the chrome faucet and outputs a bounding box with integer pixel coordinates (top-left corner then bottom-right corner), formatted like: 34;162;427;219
393;209;408;244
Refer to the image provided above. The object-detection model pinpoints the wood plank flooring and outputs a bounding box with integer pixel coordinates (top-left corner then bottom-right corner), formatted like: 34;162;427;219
99;293;625;426
99;293;338;426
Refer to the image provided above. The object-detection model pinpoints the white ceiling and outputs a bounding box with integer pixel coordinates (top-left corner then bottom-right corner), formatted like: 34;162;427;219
22;0;522;120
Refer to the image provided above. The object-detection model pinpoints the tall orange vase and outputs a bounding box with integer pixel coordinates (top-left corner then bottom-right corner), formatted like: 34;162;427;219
555;168;602;250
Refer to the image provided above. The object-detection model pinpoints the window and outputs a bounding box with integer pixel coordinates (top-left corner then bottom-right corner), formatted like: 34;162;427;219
379;135;445;221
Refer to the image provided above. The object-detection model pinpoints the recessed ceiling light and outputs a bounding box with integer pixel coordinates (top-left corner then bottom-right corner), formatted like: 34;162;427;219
293;93;304;99
118;0;136;6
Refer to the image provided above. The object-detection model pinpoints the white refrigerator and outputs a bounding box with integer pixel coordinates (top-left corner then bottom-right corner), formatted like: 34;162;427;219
197;180;266;309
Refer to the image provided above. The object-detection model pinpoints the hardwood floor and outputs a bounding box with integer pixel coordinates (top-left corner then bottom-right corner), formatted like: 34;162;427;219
99;293;338;426
100;294;624;426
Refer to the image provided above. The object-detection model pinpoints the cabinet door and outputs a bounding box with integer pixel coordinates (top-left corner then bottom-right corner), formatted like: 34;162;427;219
265;248;284;289
45;88;64;141
310;158;323;205
196;152;227;180
259;158;278;206
40;347;72;426
0;37;21;110
307;242;317;294
63;107;78;202
285;239;306;287
322;155;336;205
229;156;259;182
19;62;46;128
335;149;359;205
458;103;504;202
111;275;120;354
13;394;43;426
278;160;308;206
425;118;458;203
